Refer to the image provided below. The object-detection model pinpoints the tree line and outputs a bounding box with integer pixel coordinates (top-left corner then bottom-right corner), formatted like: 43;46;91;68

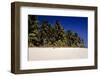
28;15;85;47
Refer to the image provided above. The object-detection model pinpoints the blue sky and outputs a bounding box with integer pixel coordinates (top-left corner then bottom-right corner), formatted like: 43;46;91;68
36;15;88;48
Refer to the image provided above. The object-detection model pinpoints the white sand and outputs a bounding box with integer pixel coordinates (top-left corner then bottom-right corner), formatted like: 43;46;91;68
28;48;88;61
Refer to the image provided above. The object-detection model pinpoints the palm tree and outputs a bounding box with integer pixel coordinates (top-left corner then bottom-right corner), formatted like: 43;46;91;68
66;30;85;47
28;15;40;47
54;20;67;47
66;30;73;46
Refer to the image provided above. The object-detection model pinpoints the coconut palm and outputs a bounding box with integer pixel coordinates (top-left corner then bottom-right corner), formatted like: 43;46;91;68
28;15;40;47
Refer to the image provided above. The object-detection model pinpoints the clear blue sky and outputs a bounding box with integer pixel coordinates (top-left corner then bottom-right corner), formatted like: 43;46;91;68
36;15;88;48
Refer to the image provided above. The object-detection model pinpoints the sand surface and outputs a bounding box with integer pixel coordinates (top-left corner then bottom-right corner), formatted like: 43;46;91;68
28;48;88;61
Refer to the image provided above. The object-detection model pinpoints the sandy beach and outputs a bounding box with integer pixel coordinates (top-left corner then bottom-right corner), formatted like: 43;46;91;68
28;48;88;61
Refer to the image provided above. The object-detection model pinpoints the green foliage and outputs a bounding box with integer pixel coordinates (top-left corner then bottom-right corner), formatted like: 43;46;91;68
66;30;85;47
28;15;85;48
28;15;40;47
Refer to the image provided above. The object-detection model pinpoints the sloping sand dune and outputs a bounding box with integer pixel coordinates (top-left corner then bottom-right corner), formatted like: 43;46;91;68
29;48;88;61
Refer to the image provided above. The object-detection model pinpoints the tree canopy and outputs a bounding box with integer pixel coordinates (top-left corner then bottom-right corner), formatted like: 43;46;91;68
28;15;85;48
